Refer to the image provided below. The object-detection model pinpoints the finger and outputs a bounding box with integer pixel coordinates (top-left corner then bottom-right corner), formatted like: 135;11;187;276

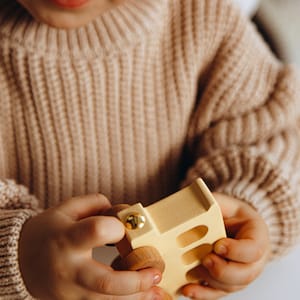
214;238;266;263
182;283;228;300
67;216;125;249
74;284;163;300
58;194;111;220
76;260;162;295
184;264;244;294
212;192;241;218
202;253;263;286
213;192;261;220
214;210;269;263
97;287;165;300
52;282;106;300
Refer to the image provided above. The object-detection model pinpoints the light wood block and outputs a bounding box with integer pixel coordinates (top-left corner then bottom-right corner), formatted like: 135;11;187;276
116;178;226;299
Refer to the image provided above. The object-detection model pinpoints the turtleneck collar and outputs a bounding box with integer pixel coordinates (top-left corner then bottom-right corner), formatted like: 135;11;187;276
0;0;166;59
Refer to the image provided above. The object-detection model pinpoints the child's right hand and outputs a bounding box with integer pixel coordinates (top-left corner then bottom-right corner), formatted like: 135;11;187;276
18;194;164;300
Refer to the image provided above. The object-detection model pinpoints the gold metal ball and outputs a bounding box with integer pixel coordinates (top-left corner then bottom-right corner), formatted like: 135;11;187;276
125;213;146;230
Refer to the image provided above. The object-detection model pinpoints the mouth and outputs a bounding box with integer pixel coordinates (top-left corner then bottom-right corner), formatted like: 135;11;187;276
49;0;90;9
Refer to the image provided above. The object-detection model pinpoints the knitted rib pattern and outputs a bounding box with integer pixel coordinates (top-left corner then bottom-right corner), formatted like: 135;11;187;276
0;0;300;298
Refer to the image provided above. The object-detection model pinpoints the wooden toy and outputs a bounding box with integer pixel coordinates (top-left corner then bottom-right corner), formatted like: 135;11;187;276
112;178;226;299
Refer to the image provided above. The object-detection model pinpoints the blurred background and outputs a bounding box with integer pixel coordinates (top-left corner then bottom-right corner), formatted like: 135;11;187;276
235;0;300;65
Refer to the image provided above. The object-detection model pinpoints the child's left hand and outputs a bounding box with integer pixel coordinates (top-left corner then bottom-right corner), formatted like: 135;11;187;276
181;193;271;300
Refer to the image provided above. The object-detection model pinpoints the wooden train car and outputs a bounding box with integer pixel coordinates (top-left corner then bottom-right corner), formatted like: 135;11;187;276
114;178;226;299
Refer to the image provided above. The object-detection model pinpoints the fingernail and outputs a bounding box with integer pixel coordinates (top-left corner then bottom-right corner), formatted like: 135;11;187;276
215;244;227;255
203;257;213;268
153;273;161;285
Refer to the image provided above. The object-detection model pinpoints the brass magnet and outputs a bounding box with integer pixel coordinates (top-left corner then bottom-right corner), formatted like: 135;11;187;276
125;213;146;230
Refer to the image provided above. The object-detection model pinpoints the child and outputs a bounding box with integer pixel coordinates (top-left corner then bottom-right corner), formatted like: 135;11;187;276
0;0;299;299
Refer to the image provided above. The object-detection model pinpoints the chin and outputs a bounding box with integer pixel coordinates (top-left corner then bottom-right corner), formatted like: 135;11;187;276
39;17;92;29
29;11;93;28
20;7;94;29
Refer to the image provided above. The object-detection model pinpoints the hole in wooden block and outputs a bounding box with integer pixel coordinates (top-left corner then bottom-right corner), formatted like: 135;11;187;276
186;265;202;282
182;243;213;265
177;225;208;248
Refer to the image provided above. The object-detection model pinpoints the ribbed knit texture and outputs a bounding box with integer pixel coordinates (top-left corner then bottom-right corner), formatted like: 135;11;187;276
0;181;38;299
0;0;300;298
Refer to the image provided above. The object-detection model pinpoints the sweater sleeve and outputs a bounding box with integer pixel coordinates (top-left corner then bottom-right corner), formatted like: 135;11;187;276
183;0;300;259
0;180;39;299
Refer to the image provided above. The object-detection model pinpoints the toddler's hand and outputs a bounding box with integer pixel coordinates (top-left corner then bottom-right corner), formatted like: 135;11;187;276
182;193;270;300
18;194;163;300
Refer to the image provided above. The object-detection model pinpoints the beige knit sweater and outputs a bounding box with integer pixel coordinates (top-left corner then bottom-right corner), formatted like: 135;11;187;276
1;0;300;298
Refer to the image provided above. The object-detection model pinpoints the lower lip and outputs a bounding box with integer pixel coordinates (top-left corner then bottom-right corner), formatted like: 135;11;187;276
50;0;89;9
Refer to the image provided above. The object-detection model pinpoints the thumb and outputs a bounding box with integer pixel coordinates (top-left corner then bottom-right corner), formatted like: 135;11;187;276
58;194;111;220
212;192;240;219
67;216;125;250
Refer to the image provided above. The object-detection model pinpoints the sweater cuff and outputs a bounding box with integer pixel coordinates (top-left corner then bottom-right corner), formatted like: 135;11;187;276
183;148;300;259
0;209;37;299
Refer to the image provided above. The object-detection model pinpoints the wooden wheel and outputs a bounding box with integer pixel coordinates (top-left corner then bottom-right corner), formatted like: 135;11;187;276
122;246;165;273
